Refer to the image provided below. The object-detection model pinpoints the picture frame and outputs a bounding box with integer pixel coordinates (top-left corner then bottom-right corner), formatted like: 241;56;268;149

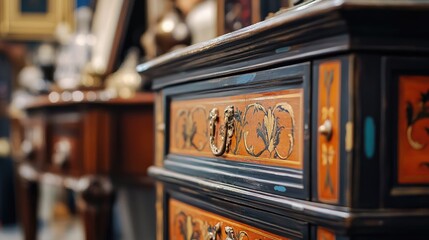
217;0;256;36
0;0;74;40
89;0;133;76
217;0;292;36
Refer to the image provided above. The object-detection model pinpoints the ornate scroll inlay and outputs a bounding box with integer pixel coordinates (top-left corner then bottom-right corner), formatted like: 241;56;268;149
240;103;295;159
169;199;289;240
317;61;340;204
170;89;303;169
321;144;335;194
175;106;208;151
405;89;429;150
174;211;220;240
398;76;429;184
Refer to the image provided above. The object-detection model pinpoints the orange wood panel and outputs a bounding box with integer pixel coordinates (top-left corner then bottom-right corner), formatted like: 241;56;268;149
398;76;429;184
169;89;304;169
169;198;290;240
317;227;336;240
317;61;341;204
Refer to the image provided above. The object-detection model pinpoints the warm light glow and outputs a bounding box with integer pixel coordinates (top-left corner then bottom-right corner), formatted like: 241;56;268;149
161;19;175;32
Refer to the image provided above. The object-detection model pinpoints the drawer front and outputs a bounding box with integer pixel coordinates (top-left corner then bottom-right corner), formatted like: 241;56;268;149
164;63;310;199
169;198;293;240
170;89;304;169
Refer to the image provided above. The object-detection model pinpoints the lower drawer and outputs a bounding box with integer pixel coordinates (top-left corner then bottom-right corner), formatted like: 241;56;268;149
169;198;305;240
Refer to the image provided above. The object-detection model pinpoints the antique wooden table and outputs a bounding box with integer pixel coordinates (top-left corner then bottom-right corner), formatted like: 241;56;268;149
139;0;429;239
12;91;154;240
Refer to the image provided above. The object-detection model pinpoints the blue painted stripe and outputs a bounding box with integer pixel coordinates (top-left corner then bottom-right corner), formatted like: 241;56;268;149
235;73;256;84
274;186;287;192
275;46;291;54
76;0;91;8
364;116;376;159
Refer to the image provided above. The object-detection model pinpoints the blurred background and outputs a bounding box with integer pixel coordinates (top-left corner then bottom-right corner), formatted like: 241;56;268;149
0;0;309;239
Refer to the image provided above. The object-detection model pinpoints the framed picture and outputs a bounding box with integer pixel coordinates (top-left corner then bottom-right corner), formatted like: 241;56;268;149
89;0;134;75
217;0;292;35
0;0;74;40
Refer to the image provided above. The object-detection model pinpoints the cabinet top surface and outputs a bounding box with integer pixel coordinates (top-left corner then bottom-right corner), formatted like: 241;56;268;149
138;0;429;90
23;91;154;111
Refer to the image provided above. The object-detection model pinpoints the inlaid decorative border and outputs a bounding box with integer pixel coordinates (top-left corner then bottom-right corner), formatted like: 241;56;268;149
317;61;341;203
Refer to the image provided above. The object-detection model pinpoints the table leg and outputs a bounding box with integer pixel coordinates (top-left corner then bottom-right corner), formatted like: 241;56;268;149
78;176;114;240
17;176;39;240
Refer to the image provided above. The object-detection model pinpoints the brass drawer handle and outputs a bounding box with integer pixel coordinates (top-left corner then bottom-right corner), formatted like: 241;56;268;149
209;106;234;156
206;222;221;240
225;226;249;240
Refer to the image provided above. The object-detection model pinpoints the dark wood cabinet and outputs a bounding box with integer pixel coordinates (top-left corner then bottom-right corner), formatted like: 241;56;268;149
139;1;429;239
13;92;155;240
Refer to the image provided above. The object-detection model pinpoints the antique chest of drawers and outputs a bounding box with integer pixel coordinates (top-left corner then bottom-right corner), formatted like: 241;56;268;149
139;1;429;239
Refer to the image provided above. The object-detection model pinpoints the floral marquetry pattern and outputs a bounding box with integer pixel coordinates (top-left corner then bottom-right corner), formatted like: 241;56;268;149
317;61;341;204
169;89;304;169
169;199;290;240
174;106;208;151
240;102;296;160
398;76;429;184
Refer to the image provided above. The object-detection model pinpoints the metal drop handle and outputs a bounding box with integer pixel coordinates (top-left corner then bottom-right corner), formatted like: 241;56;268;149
206;222;221;240
209;106;234;156
224;226;249;240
